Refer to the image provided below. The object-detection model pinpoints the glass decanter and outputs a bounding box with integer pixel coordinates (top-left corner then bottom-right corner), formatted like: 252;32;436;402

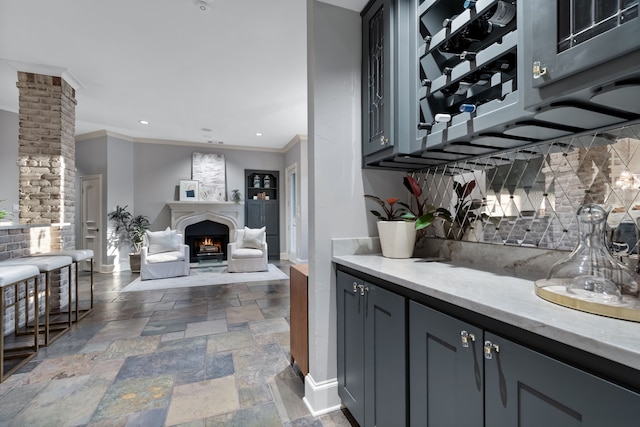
545;204;638;304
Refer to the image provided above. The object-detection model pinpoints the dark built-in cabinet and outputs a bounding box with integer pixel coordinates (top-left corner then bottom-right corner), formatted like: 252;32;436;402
245;169;279;258
337;266;640;427
362;0;640;170
336;270;406;427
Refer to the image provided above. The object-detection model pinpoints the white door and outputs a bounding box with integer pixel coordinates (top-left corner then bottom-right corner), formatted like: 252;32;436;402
286;164;297;262
80;175;102;272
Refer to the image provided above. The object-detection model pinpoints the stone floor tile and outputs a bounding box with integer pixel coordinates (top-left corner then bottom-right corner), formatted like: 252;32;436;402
161;331;186;342
122;407;167;427
92;374;174;421
237;382;274;408
115;345;205;382
225;304;265;324
165;376;240;426
206;330;256;353
184;319;228;338
96;335;162;360
248;317;290;336
205;352;234;379
0;380;48;422
88;318;150;344
205;402;282;427
11;374;112;426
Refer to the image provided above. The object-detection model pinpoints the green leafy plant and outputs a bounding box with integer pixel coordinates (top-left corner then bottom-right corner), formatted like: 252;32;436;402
231;189;242;205
107;205;150;254
365;175;452;230
0;199;10;220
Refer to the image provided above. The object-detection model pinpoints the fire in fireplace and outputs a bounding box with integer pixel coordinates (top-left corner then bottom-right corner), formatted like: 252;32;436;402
184;220;230;263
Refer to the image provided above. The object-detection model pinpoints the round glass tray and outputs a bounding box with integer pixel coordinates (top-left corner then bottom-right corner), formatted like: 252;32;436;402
534;279;640;322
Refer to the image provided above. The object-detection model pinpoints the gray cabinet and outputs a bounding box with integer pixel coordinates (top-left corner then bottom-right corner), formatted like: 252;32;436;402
361;0;420;165
409;300;640;427
409;302;483;427
336;270;406;427
484;331;640;427
364;0;640;170
245;170;279;258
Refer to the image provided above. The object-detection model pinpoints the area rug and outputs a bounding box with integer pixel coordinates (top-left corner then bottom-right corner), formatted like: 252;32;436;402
120;264;289;293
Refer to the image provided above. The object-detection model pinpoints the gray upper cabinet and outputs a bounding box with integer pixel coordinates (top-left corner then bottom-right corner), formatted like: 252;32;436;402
364;0;640;170
362;0;420;167
245;169;279;258
522;0;640;114
336;270;407;427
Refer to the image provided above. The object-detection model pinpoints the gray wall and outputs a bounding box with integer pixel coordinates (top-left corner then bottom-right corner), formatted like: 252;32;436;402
305;0;407;411
0;109;19;219
76;134;288;269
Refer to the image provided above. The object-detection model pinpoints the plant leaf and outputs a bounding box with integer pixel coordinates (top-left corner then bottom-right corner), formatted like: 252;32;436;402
415;213;435;230
403;175;422;198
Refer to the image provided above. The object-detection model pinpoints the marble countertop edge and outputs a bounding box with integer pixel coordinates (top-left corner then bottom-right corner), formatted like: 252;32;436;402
332;254;640;370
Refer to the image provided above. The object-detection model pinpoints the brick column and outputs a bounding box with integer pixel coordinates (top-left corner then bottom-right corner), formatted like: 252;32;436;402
16;72;76;251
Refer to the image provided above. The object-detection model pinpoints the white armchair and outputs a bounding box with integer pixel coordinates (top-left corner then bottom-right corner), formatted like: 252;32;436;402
140;228;190;280
227;227;268;273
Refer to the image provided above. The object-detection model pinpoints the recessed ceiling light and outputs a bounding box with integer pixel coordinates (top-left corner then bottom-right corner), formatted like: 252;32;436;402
255;132;263;136
139;120;149;125
201;127;212;132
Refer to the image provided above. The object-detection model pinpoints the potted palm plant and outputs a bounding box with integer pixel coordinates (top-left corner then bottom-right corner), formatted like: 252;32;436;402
365;175;451;258
107;205;150;272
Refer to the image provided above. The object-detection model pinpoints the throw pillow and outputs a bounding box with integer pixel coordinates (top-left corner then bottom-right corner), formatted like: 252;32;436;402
241;226;265;249
147;227;180;254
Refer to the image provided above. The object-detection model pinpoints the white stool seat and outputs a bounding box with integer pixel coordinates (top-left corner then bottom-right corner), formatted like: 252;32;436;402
41;250;93;262
0;255;73;272
0;265;40;287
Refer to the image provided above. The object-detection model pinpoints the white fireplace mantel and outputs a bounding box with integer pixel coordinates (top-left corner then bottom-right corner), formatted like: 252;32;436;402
167;201;244;239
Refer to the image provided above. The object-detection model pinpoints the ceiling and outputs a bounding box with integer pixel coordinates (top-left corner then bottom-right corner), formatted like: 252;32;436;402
0;0;368;151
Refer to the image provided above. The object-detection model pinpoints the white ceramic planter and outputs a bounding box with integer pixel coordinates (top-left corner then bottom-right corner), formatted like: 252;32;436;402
377;220;417;259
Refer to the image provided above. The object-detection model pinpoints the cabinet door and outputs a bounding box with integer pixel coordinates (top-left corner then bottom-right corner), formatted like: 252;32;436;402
409;301;483;427
364;282;406;427
246;200;263;229
484;332;640;427
336;271;366;426
362;0;393;157
264;200;279;258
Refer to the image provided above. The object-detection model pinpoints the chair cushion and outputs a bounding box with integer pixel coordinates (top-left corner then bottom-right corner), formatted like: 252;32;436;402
240;226;266;249
147;228;180;255
0;265;40;287
146;250;185;264
231;248;264;259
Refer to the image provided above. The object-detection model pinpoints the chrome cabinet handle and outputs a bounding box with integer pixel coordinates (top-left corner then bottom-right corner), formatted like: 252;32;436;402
484;340;500;359
379;136;389;145
461;330;475;348
353;282;358;293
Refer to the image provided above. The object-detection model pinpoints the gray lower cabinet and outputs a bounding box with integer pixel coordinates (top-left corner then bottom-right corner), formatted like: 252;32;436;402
246;200;278;258
336;271;406;427
484;331;640;427
409;301;640;427
409;302;483;427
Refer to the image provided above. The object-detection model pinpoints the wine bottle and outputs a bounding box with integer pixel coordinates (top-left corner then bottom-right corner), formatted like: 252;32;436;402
439;18;493;54
464;0;516;27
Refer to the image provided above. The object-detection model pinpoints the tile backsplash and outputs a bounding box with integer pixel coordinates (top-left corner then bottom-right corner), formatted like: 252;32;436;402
415;122;640;257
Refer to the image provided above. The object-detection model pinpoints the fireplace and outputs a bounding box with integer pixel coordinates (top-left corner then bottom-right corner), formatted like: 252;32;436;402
185;220;229;263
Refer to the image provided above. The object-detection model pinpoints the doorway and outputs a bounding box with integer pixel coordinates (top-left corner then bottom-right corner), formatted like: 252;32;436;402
80;175;102;272
286;164;297;262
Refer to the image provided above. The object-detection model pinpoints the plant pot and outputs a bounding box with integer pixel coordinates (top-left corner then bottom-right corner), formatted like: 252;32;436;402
377;221;417;259
129;253;141;273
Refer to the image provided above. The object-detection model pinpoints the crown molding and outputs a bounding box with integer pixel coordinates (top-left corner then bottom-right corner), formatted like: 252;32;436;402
4;59;84;90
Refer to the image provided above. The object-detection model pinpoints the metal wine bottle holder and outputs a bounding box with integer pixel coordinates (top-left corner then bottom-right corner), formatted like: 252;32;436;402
534;204;640;322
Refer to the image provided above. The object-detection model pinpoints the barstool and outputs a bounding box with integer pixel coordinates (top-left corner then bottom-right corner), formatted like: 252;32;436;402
0;256;73;346
0;265;39;382
34;250;94;322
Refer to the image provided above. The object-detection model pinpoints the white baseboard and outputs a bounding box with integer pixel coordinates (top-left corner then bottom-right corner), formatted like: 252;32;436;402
303;374;342;417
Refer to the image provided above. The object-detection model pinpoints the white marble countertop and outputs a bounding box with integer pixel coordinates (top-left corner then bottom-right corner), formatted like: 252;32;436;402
332;254;640;371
